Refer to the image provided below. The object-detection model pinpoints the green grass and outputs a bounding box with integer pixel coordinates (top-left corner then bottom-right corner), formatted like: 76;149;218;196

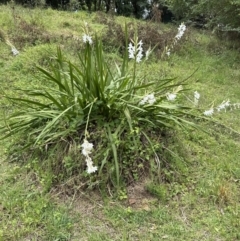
0;4;240;240
0;150;74;240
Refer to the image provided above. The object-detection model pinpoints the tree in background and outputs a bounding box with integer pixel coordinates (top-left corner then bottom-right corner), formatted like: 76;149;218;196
161;0;240;30
1;0;240;35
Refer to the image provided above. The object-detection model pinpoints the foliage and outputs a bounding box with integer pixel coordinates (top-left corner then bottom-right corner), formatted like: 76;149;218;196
1;25;200;190
163;0;240;31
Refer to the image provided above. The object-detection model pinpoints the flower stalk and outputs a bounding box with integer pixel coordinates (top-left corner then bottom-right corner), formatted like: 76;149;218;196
165;23;186;57
81;100;98;174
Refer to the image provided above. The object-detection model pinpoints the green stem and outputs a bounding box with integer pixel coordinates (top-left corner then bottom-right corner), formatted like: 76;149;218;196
84;100;96;138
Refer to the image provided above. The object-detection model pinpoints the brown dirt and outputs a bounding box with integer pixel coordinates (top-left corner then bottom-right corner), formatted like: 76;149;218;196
126;179;158;210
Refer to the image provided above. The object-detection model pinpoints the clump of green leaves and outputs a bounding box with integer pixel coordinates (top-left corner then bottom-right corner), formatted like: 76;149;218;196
1;26;200;191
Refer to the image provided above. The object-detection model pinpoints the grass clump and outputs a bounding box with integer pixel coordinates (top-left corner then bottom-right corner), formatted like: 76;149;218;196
1;23;201;192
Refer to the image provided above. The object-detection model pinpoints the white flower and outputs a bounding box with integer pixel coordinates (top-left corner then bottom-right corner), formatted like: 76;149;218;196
87;164;98;174
12;47;19;56
203;108;214;116
166;93;176;101
128;40;143;63
166;50;171;56
216;100;230;112
81;139;97;174
128;42;135;59
82;34;93;45
138;40;143;47
139;96;147;105
145;48;151;60
178;23;186;32
136;51;143;63
194;91;200;100
233;103;240;109
81;139;93;156
194;91;200;105
139;93;156;105
175;23;186;41
147;93;156;105
85;156;98;174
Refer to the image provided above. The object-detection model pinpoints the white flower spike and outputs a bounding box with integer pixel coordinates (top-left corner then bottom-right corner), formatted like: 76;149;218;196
81;139;93;156
128;42;135;59
145;47;151;60
175;23;186;41
12;47;19;56
82;34;93;45
139;93;156;105
216;100;230;112
147;93;156;105
203;108;214;116
138;40;143;47
166;93;177;101
128;40;144;63
194;91;200;105
85;156;98;174
136;51;143;63
81;139;97;174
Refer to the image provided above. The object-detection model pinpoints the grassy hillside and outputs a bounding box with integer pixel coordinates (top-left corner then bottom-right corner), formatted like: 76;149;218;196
0;4;240;240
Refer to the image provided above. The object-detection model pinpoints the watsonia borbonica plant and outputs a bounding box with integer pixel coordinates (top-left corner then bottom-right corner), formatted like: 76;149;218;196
1;24;201;189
